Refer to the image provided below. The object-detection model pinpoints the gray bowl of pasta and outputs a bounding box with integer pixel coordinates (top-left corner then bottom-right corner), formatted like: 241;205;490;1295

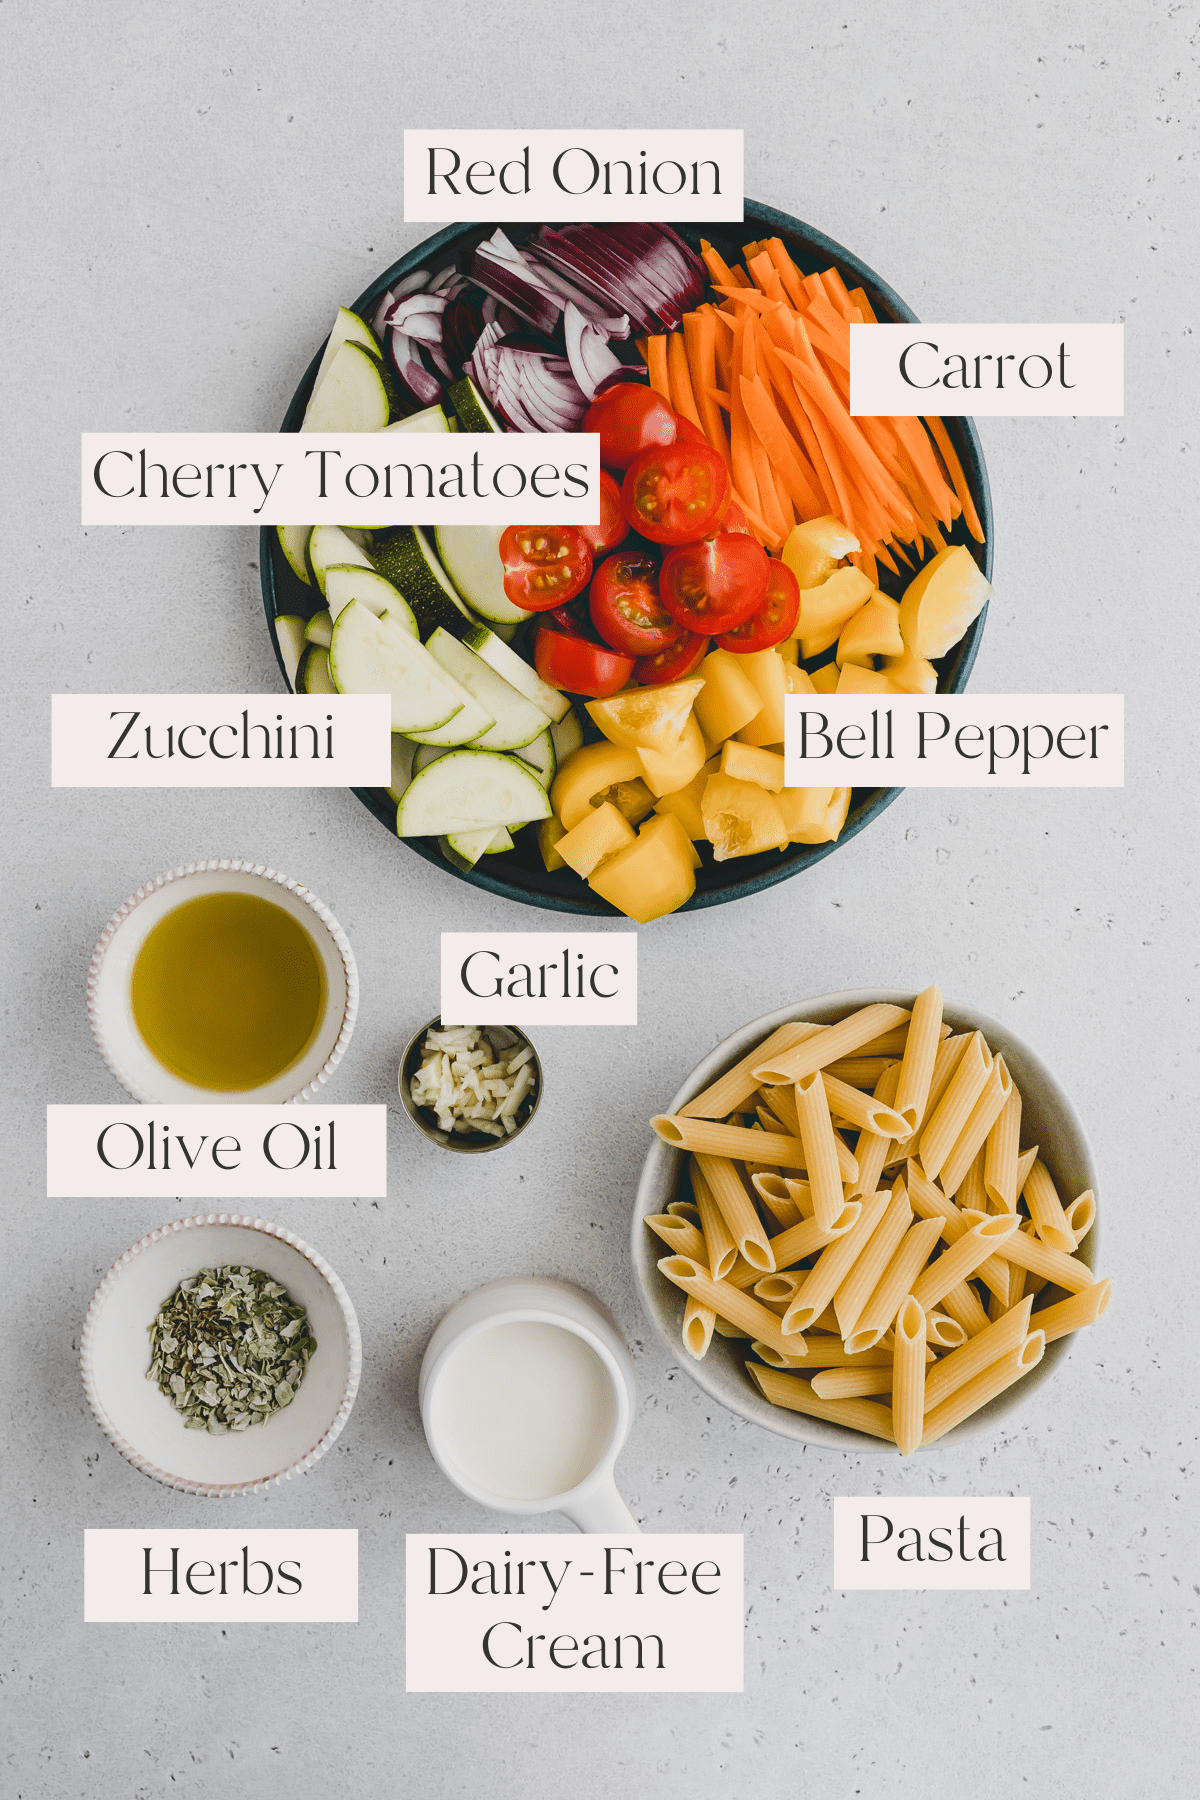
631;988;1103;1453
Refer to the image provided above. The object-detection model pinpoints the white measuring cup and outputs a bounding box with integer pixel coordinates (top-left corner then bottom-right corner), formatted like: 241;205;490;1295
419;1277;640;1532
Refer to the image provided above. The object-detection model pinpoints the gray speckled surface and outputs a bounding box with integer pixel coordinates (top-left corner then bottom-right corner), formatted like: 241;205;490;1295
3;2;1197;1795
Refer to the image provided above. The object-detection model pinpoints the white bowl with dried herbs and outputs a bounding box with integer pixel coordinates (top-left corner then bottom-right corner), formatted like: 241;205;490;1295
81;1215;362;1495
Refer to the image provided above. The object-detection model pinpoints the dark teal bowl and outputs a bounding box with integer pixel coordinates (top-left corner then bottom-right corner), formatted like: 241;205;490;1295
261;200;993;916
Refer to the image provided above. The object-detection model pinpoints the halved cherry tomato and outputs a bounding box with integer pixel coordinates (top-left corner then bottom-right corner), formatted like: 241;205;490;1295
635;630;709;686
715;558;801;653
718;496;750;536
672;415;709;447
547;601;594;638
658;533;770;635
534;626;635;698
588;550;680;658
621;442;731;546
499;525;593;611
582;383;676;473
579;469;629;557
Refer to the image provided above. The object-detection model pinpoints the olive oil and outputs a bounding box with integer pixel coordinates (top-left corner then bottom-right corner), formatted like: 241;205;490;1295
130;892;326;1092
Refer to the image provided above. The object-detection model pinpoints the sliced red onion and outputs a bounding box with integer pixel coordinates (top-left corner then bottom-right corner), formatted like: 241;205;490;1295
442;291;486;369
472;243;561;335
528;222;705;333
388;328;443;405
563;301;621;400
521;254;631;338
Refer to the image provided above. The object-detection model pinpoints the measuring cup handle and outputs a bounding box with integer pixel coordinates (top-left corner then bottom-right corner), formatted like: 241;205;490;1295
562;1475;641;1534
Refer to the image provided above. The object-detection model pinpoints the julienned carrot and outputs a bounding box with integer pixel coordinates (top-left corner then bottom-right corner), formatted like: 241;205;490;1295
848;286;878;324
739;374;824;518
761;238;808;311
727;313;764;526
731;487;778;543
747;251;788;306
667;332;703;431
700;241;746;290
780;349;917;530
888;415;959;524
925;415;985;543
756;335;837;515
683;308;730;464
646;336;671;401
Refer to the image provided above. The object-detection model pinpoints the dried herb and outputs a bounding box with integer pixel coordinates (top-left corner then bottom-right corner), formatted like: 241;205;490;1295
146;1265;316;1433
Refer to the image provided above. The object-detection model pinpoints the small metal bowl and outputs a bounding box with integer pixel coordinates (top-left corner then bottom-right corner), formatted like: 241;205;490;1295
398;1017;542;1153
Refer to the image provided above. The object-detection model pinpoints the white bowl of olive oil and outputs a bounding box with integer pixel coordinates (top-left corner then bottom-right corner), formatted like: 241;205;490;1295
81;1214;362;1495
87;860;358;1103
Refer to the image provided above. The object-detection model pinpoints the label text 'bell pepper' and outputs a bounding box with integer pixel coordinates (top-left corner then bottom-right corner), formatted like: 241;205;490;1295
849;323;1123;416
406;1535;743;1692
403;130;744;223
440;933;638;1027
783;695;1124;787
46;1106;388;1198
80;433;600;527
50;695;392;788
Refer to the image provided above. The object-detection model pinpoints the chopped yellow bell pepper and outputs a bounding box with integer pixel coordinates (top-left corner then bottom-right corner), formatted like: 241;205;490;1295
637;713;706;798
836;664;899;695
556;800;636;878
782;516;860;588
653;755;720;839
736;649;789;747
837;592;904;665
790;785;852;844
701;772;789;861
808;660;840;694
589;812;697;922
796;566;874;658
551;741;643;830
898;545;990;659
720;741;787;792
693;649;763;743
776;786;835;839
785;662;817;696
586;679;704;752
884;646;939;694
600;777;658;824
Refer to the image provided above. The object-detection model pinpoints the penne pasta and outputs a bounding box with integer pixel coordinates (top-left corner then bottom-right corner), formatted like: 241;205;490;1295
754;1087;860;1183
983;1084;1023;1211
821;1071;909;1137
682;1297;716;1360
645;1211;709;1264
766;1202;861;1271
938;1055;1014;1196
783;1188;890;1333
754;1272;803;1305
926;1310;967;1349
750;1170;804;1229
922;1297;1035;1412
678;1020;821;1118
891;1296;927;1454
904;1160;1011;1303
1014;1143;1040;1196
1023;1157;1075;1252
992;1225;1095;1293
749;1338;901;1369
892;983;943;1137
690;1159;737;1280
832;1181;913;1338
811;1365;894;1399
1029;1280;1112;1343
750;1003;913;1084
794;1072;847;1230
713;1318;751;1338
848;1062;902;1199
918;1031;994;1183
666;1199;702;1223
658;1255;803;1358
921;1331;1045;1444
857;1020;953;1058
1063;1188;1096;1248
909;1215;1019;1312
695;1153;776;1271
654;1114;860;1182
936;1279;992;1337
845;1213;945;1352
746;1363;897;1441
824;1056;897;1088
957;1143;989;1215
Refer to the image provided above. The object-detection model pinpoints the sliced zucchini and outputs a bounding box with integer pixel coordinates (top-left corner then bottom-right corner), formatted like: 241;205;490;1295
551;704;585;762
312;306;381;394
304;609;334;649
386;735;415;805
515;728;556;788
434;525;527;625
302;339;394;432
276;523;313;586
439;825;513;872
309;525;373;595
412;743;450;775
300;644;338;696
425;627;550;752
329;600;464;735
381;404;449;434
448;374;503;434
325;564;418;636
397;750;552;837
461;623;571;724
274;615;308;690
371;525;474;639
